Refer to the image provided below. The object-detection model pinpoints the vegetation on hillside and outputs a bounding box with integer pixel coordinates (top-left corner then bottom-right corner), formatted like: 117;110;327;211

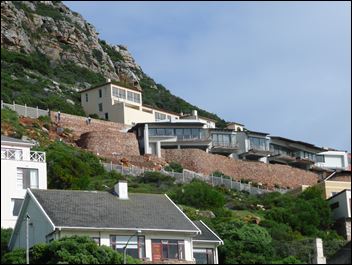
1;236;140;264
1;109;346;264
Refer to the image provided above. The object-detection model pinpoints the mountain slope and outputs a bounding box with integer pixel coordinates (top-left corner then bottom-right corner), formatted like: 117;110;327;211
1;1;226;127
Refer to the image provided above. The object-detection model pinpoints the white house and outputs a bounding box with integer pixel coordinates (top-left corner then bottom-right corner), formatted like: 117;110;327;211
327;189;351;241
315;150;349;171
9;181;223;264
1;135;47;228
79;80;180;126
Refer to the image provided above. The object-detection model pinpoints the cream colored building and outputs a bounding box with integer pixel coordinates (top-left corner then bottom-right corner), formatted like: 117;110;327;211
79;80;180;126
320;180;351;200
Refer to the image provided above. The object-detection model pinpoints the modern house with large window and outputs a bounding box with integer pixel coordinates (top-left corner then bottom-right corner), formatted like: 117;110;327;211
129;120;212;157
79;80;180;126
1;135;47;228
9;182;223;264
268;136;325;170
314;150;349;171
236;130;272;162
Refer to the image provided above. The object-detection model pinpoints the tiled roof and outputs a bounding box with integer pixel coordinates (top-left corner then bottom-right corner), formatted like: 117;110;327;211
30;189;199;232
193;221;222;242
1;135;34;145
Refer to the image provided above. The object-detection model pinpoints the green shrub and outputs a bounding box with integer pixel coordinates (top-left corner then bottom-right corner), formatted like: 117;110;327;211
164;162;183;173
2;236;140;264
141;171;175;187
1;108;25;138
1;228;13;262
169;179;225;210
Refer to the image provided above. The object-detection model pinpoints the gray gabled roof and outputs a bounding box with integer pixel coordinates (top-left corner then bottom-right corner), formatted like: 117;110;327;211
30;189;199;232
1;135;34;146
193;221;223;242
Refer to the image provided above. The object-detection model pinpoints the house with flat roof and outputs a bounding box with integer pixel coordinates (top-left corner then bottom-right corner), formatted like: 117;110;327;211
327;189;351;241
268;136;325;170
225;122;245;132
9;181;223;264
79;79;180;126
314;150;349;172
180;110;216;129
129;120;212;157
1;135;47;228
237;130;272;163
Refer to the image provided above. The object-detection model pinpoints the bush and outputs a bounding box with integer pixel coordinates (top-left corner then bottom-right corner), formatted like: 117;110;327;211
169;179;225;210
2;236;140;264
1;228;13;262
164;162;183;173
1;108;26;139
141;171;175;187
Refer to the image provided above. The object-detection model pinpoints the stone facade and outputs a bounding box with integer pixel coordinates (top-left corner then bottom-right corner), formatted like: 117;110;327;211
51;111;127;140
76;131;140;158
162;149;319;189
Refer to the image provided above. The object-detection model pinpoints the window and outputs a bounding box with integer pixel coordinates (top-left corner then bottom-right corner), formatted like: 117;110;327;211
152;239;185;260
149;128;157;136
127;91;134;102
167;115;171;120
249;137;267;151
110;235;145;259
17;168;39;189
105;113;109;120
12;199;24;216
98;103;103;112
155;112;167;121
85;93;88;102
133;93;141;103
193;248;214;264
91;237;100;245
99;89;102;98
316;155;325;163
113;87;127;99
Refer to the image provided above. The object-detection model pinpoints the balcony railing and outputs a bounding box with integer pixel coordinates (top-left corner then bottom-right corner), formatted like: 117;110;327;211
249;143;269;151
212;141;239;148
1;148;46;162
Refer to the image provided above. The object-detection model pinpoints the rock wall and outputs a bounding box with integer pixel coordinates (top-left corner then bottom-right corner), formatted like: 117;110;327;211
162;149;319;189
51;111;128;140
77;131;139;158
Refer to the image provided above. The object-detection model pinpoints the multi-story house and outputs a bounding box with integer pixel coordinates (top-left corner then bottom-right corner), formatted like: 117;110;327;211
129;120;212;157
180;110;216;129
1;135;47;228
9;181;223;264
268;136;325;170
314;150;349;171
80;79;180;126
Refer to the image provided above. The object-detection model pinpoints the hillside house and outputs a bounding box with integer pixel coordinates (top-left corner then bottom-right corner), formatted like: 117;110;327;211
268;136;325;170
327;189;351;241
129;120;212;157
9;181;223;264
1;135;47;228
79;80;180;126
314;150;349;171
180;110;216;129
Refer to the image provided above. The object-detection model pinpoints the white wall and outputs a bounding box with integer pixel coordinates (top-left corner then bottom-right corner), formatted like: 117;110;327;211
328;190;351;220
1;145;47;228
315;151;348;170
57;229;195;262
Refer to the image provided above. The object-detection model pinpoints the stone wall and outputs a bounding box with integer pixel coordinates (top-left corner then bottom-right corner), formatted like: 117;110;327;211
51;111;128;140
76;131;139;158
162;149;319;189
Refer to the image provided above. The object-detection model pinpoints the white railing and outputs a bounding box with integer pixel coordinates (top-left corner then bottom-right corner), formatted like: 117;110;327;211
30;151;46;162
1;100;49;119
1;148;45;162
102;162;288;195
1;148;23;160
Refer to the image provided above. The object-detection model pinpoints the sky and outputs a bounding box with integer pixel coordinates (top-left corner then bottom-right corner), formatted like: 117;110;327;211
65;1;351;152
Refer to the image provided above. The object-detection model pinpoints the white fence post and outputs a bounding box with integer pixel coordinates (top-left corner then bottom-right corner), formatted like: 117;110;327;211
1;100;3;109
36;106;39;118
24;104;27;117
13;101;15;111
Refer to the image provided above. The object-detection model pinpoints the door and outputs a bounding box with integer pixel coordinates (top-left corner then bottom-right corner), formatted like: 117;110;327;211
152;243;162;262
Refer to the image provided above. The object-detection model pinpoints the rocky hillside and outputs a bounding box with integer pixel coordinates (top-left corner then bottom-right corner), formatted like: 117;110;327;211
1;1;226;126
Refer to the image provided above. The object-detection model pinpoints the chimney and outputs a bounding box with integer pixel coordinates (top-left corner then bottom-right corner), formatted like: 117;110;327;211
107;78;111;83
114;181;128;199
192;110;198;119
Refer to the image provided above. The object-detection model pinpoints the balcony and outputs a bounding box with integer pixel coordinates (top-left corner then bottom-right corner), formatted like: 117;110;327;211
1;148;46;163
